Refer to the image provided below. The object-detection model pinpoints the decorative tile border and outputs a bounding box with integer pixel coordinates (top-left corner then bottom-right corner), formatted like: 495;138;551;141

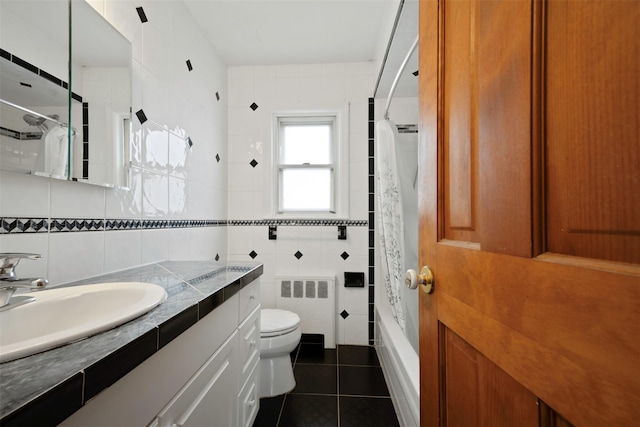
186;267;229;286
50;219;104;232
1;218;368;234
0;218;225;234
0;218;49;234
186;265;256;288
228;219;368;227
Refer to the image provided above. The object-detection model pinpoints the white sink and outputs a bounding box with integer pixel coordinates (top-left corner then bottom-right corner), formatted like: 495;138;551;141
0;282;167;363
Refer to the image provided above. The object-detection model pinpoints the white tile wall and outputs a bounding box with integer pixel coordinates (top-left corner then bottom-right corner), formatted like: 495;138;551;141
48;231;106;285
0;0;227;286
0;234;49;279
227;63;374;345
104;230;143;272
141;228;170;266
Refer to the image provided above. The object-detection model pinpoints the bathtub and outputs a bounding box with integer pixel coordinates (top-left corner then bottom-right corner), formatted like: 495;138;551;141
375;302;420;427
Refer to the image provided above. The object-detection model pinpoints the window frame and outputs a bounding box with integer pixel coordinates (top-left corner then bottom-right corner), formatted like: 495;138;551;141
270;106;349;219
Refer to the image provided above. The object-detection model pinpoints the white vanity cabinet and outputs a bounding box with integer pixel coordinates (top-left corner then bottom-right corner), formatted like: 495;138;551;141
60;278;261;427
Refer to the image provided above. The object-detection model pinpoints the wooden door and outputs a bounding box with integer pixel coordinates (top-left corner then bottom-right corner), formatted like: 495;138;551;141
418;0;640;426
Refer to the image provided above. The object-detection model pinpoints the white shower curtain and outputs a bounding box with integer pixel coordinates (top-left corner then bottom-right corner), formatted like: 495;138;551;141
376;119;406;331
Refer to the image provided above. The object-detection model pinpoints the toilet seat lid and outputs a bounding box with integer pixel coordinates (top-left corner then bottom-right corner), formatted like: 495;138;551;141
261;309;300;337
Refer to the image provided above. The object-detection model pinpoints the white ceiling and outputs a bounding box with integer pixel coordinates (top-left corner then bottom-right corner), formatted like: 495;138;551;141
182;0;418;100
183;0;400;66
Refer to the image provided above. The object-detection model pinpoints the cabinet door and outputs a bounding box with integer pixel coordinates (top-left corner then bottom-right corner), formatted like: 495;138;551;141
152;332;239;427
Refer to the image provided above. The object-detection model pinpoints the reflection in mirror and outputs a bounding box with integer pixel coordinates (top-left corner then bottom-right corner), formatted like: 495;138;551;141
0;1;71;179
71;1;132;187
0;0;132;188
0;58;75;179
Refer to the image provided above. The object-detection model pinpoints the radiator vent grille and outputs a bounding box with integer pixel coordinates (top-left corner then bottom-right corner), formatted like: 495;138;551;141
276;276;336;348
280;280;330;299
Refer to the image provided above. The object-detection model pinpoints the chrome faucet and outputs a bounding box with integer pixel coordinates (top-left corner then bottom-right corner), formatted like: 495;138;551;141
0;253;48;309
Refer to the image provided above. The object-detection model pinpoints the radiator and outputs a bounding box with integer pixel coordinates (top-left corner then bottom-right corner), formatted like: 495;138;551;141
275;276;336;348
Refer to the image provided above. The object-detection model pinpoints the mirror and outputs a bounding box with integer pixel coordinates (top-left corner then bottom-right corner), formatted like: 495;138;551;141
0;1;71;179
0;0;132;188
70;0;132;187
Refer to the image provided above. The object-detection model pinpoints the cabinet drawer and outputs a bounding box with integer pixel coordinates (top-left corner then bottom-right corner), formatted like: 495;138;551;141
150;332;239;427
238;363;259;427
238;305;260;382
239;278;260;320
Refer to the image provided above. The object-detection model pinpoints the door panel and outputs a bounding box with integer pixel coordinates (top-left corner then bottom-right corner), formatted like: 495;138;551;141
444;328;479;427
442;0;533;255
444;329;538;427
419;0;640;426
539;401;576;427
443;0;478;241
545;0;640;264
475;0;532;257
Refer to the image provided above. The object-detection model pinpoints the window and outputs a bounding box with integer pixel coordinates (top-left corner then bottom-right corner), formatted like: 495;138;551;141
272;108;349;218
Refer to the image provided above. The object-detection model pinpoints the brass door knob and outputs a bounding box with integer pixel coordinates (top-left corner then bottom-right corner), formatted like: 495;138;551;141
418;265;434;294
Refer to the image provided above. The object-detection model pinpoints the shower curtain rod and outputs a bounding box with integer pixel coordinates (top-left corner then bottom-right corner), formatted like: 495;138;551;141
0;98;77;135
384;35;419;120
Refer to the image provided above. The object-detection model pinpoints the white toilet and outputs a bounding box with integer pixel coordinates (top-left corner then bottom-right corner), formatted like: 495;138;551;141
259;308;301;398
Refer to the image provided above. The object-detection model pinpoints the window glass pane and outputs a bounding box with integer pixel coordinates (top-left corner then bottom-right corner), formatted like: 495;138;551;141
282;124;331;164
281;168;332;211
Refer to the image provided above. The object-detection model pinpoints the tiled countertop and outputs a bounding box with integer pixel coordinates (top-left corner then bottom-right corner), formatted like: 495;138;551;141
0;260;263;425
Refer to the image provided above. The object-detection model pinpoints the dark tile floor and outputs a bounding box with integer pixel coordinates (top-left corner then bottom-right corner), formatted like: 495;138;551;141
253;343;400;427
